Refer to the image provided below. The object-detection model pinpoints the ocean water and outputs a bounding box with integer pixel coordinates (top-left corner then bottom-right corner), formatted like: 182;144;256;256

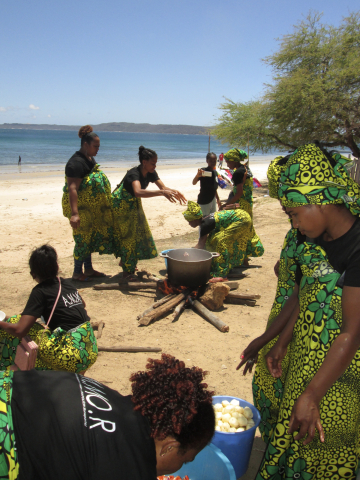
0;128;286;174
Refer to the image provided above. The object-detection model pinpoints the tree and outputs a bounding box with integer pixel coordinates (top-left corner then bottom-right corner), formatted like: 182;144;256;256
213;12;360;157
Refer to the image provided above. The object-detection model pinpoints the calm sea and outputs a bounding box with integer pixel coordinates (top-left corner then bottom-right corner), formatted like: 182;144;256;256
0;129;281;174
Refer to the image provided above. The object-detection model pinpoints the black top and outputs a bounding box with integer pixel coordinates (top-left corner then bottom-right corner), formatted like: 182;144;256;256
12;371;157;480
295;217;360;287
65;151;96;179
22;278;89;331
197;166;218;205
122;166;160;196
199;213;216;237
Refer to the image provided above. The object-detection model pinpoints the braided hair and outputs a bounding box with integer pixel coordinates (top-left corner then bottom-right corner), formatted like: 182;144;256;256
131;354;215;450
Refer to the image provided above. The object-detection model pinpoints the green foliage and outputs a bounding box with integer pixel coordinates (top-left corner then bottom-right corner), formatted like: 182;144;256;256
213;12;360;157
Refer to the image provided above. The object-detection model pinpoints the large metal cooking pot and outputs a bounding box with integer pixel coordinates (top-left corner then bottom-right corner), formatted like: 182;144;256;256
159;248;220;287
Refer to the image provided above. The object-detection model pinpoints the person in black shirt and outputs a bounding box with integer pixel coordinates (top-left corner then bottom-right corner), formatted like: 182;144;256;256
0;245;97;373
62;125;112;281
112;146;186;280
0;354;215;479
192;152;221;217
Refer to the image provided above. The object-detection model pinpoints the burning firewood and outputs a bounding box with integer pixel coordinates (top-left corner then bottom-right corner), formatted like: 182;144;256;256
171;299;186;322
137;294;177;320
139;293;187;326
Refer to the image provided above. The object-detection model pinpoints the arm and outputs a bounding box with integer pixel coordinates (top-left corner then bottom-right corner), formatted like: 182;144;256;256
195;234;208;249
0;315;37;339
288;285;360;445
192;169;203;185
154;179;187;204
132;180;177;203
67;177;82;229
215;191;221;209
225;182;244;206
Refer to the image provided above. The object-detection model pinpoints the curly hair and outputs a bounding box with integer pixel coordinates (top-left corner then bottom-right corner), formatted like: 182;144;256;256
29;244;58;281
130;354;215;450
78;125;99;146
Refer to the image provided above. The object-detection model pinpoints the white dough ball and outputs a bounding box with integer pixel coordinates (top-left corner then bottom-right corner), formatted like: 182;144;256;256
229;427;237;432
215;426;221;431
215;412;222;420
243;407;253;419
237;414;248;427
230;399;240;406
223;405;234;415
213;403;223;412
221;413;231;422
236;427;245;432
222;400;230;407
229;417;239;428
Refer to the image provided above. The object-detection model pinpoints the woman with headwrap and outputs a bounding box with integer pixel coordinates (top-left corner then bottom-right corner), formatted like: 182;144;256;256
182;201;262;279
240;144;360;478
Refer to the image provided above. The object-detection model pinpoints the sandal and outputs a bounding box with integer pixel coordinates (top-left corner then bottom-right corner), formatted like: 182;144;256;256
85;270;107;278
72;274;89;282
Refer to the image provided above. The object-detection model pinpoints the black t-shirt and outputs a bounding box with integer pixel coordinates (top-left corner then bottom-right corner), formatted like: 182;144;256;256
197;166;218;205
65;151;96;179
22;278;89;331
295;217;360;287
12;371;157;480
199;213;216;237
122;166;160;196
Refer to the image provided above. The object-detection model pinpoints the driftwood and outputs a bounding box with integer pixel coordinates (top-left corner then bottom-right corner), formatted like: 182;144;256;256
139;293;187;326
171;299;186;322
225;297;257;307
137;294;176;320
98;346;162;353
94;282;157;291
200;283;230;311
227;292;261;300
191;300;229;332
221;281;239;290
90;320;105;339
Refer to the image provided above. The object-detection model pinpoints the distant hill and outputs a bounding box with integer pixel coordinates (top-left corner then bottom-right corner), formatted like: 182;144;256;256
0;122;212;135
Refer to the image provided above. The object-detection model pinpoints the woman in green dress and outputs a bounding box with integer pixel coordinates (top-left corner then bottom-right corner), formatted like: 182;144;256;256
240;144;360;479
183;201;263;279
222;148;253;216
62;125;113;281
112;146;186;280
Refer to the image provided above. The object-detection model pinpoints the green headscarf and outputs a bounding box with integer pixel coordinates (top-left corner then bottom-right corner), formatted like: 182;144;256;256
224;148;248;163
279;143;360;215
183;201;203;221
267;155;288;199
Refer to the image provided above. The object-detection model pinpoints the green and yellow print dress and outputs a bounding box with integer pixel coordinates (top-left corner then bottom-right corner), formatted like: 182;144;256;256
111;184;157;274
62;165;114;261
205;210;263;278
0;371;18;479
257;241;360;480
253;228;299;444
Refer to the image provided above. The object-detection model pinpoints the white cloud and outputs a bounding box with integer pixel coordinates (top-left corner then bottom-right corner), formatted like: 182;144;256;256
0;107;6;112
29;104;40;110
47;114;51;118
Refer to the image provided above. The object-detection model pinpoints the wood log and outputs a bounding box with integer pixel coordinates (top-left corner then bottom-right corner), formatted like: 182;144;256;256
221;281;239;290
227;292;261;300
137;294;176;320
97;321;104;339
98;346;162;353
171;299;186;322
191;300;229;332
199;283;230;311
139;293;187;326
94;282;157;290
90;320;105;329
225;297;256;307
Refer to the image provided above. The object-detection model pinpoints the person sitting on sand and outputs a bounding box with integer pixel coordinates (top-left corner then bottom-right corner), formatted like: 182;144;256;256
0;354;215;479
0;244;97;373
183;200;263;280
192;152;221;217
112;146;186;281
62;125;113;281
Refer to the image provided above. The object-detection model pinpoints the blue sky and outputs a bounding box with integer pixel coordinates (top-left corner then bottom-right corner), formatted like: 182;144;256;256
1;0;358;126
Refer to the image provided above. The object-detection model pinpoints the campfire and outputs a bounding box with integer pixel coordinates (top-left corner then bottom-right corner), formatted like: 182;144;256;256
94;270;261;333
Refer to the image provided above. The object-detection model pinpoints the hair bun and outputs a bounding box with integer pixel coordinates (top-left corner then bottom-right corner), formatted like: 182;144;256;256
78;125;93;139
138;146;145;154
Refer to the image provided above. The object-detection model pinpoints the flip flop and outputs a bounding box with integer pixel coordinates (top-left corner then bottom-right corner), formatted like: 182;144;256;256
85;270;107;278
72;274;89;282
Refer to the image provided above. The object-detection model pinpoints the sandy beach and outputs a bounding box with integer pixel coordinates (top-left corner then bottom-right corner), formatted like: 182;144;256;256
0;160;290;478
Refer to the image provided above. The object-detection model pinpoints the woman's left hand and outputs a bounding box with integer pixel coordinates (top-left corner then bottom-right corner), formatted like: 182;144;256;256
288;391;325;445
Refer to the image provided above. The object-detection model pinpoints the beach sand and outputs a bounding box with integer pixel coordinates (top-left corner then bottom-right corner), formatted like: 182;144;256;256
0;161;290;478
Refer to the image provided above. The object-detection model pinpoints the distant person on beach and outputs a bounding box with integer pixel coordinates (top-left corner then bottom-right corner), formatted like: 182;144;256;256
192;152;221;218
62;125;113;281
18;155;21;165
0;244;97;372
112;146;187;281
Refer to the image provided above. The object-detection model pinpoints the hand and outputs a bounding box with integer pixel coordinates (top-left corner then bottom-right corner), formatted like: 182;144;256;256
237;337;264;375
70;214;81;229
288;391;325;445
162;190;177;203
172;190;187;205
266;341;287;378
274;260;280;277
196;168;203;179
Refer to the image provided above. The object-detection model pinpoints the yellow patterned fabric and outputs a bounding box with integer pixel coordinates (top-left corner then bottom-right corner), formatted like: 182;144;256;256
224;148;248;163
182;200;203;221
0;371;18;479
62;165;114;261
279;144;360;214
267;156;288;199
0;316;98;373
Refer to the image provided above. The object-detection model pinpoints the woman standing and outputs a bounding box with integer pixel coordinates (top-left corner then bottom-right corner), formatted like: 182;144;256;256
112;146;186;280
62;125;113;281
0;354;215;479
240;144;360;478
222;148;253;216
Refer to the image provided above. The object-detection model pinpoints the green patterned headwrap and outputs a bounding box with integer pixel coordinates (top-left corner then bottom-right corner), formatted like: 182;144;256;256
224;148;248;163
267;155;289;199
183;200;203;221
279;143;360;215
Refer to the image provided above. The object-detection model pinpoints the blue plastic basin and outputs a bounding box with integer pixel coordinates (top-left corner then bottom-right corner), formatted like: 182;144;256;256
211;395;261;479
160;249;173;268
171;443;236;480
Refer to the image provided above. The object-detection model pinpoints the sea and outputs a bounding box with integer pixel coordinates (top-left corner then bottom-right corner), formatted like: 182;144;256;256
0;128;285;174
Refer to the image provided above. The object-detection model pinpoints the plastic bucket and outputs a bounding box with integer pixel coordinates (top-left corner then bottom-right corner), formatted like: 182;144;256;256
160;249;173;268
211;395;261;478
171;443;236;480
